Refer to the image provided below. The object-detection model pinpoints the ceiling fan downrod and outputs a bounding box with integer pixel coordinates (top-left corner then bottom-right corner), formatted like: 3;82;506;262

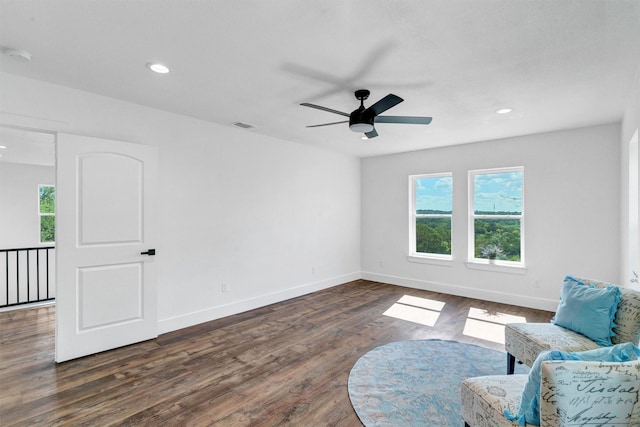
350;89;374;133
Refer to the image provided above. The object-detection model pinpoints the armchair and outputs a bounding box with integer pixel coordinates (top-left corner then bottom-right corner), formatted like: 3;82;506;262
461;359;640;426
505;276;640;374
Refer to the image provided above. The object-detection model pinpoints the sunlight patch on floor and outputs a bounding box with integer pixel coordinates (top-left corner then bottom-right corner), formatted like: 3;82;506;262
383;295;445;327
463;308;527;344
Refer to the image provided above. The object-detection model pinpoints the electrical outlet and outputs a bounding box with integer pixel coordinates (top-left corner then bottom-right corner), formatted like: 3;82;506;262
221;283;228;293
311;266;316;274
379;260;384;268
533;280;541;288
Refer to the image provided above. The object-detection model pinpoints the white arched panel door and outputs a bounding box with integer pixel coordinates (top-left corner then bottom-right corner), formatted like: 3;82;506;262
55;133;158;363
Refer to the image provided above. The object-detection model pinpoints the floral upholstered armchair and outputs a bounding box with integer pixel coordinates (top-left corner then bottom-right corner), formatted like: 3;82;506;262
504;276;640;374
461;358;640;426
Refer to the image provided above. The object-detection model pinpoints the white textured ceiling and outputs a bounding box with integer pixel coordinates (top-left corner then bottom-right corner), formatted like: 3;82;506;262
0;0;639;158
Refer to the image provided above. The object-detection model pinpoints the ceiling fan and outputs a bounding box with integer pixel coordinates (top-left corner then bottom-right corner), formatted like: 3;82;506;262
301;89;432;138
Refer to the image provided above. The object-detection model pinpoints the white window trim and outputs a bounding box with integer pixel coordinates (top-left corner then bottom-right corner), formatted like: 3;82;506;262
467;166;525;269
408;172;453;262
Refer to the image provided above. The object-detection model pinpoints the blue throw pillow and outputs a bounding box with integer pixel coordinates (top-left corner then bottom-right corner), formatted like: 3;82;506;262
504;342;640;426
551;275;620;346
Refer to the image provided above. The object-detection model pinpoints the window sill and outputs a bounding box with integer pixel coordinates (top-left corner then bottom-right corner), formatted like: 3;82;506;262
465;260;527;275
407;255;453;267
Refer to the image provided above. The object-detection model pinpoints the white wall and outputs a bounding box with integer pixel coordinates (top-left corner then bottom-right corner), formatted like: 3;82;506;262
361;123;621;311
0;163;55;248
621;65;640;288
0;68;630;327
0;72;361;333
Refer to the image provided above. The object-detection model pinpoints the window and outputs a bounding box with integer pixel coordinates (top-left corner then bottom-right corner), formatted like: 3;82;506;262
39;185;55;243
469;167;523;265
409;173;452;258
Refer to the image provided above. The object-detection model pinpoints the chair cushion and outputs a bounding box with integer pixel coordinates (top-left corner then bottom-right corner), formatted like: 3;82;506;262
551;276;620;346
505;322;600;368
461;374;528;427
505;342;640;426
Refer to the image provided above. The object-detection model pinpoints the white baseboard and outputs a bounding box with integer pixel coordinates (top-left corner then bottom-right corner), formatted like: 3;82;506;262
158;270;558;335
361;271;558;312
158;271;361;334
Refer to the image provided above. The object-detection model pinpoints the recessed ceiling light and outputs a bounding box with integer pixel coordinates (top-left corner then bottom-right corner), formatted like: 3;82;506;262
496;108;513;114
0;145;6;149
146;62;170;74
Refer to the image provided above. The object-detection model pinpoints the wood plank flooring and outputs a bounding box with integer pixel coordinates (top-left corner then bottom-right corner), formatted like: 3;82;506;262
0;280;553;426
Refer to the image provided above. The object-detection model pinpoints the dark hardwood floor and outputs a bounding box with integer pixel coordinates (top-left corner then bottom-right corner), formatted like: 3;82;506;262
0;280;553;426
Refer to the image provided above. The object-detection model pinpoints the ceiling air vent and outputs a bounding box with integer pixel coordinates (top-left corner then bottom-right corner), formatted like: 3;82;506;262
233;121;255;129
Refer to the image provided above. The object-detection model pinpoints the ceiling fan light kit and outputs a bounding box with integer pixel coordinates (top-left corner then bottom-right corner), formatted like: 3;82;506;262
301;89;432;139
350;123;374;133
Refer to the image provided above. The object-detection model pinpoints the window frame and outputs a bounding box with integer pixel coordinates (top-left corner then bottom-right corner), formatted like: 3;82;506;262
468;166;524;268
408;172;453;261
38;184;55;244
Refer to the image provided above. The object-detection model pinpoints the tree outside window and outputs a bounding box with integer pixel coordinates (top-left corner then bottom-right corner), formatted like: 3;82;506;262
469;168;523;264
39;185;55;243
410;173;453;257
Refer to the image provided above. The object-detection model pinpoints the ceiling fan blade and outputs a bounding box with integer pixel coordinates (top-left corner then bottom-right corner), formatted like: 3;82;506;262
306;120;349;128
300;103;350;117
365;128;379;138
375;116;433;125
366;94;403;116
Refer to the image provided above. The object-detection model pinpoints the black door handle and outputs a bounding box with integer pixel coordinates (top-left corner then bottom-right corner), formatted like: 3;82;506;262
141;249;156;256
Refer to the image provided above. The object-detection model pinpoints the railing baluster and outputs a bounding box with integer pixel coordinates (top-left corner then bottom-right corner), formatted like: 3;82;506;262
26;249;30;302
36;249;40;300
1;246;55;308
5;251;8;306
16;250;20;304
46;248;50;300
